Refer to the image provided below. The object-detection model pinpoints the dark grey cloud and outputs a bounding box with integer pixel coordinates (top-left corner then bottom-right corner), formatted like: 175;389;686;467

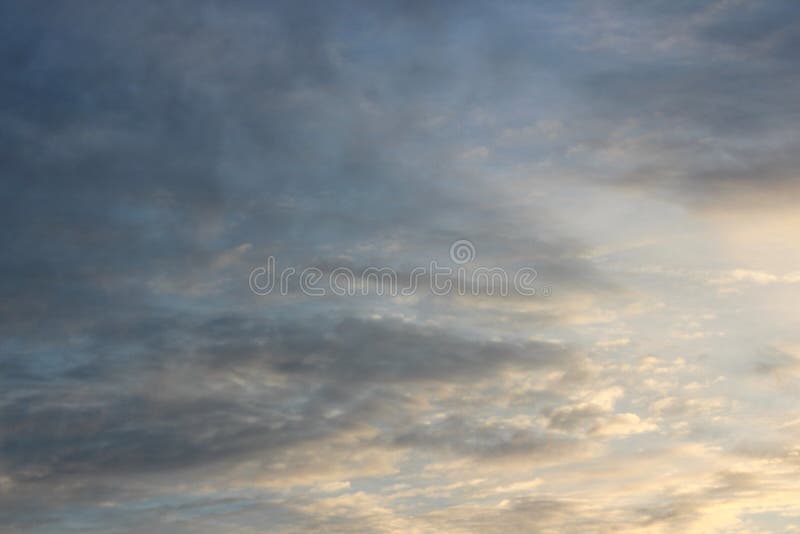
0;0;604;347
390;414;585;461
238;316;570;380
567;0;800;207
0;313;580;527
0;2;603;527
636;470;759;529
545;403;606;433
0;6;600;521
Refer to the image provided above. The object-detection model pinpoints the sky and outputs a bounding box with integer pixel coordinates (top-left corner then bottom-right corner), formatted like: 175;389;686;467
2;1;800;532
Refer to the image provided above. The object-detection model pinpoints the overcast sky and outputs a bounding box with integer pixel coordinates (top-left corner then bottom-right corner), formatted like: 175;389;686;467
3;1;800;532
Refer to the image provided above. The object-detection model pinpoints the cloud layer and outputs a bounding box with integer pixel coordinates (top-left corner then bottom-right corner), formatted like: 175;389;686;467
2;1;800;532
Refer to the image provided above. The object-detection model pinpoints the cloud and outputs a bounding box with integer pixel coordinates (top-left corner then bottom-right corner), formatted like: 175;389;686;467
390;414;587;462
0;311;589;529
2;1;800;531
563;1;800;209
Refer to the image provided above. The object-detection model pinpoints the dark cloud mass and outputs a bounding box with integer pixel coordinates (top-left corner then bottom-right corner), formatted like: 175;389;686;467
2;0;800;532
